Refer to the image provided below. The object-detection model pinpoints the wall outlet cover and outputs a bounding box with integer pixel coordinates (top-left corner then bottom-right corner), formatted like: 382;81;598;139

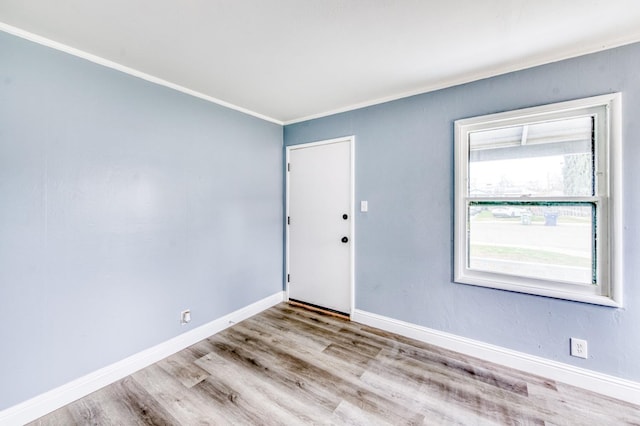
570;337;588;359
180;309;191;325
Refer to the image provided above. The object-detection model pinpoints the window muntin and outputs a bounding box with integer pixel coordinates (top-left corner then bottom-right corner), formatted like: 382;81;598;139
454;94;622;307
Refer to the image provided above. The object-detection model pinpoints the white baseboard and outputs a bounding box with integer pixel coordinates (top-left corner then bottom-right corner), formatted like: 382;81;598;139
0;291;285;426
352;309;640;406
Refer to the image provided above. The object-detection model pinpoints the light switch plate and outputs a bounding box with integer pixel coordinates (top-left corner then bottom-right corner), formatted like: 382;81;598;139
361;200;368;212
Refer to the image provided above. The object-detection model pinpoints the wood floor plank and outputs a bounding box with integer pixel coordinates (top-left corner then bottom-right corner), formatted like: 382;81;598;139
355;321;559;392
199;333;343;414
369;347;545;425
216;324;421;424
73;376;181;426
235;314;332;355
358;369;491;426
194;349;335;424
131;363;230;425
28;406;78;426
156;349;210;389
331;399;396;426
265;305;354;338
192;376;287;425
260;309;384;359
64;397;111;425
378;344;530;398
532;380;640;425
209;323;426;424
233;320;369;379
31;303;640;425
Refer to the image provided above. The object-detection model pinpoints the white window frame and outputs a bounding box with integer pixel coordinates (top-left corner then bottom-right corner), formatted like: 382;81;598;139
454;93;622;307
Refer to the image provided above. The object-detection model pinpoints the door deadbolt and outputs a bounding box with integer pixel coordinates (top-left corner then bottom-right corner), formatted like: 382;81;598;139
341;236;349;243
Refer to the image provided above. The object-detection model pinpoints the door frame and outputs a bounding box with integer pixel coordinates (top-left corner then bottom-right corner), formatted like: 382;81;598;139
285;135;355;315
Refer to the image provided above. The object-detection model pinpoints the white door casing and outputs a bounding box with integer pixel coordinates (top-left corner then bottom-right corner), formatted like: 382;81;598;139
286;137;354;314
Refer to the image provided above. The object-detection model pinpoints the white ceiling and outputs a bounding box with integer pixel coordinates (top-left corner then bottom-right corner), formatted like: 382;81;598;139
1;1;640;124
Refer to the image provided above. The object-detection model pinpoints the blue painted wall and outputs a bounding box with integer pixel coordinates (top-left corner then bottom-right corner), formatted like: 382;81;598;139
0;32;283;409
285;42;640;381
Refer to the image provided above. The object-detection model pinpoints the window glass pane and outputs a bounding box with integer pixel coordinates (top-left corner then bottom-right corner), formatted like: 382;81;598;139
468;202;594;285
469;117;594;197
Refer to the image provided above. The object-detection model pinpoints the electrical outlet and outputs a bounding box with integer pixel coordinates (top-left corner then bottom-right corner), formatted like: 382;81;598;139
570;338;588;359
180;309;191;325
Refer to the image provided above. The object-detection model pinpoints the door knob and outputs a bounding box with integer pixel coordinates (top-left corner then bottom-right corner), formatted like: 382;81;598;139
342;214;348;220
341;236;349;243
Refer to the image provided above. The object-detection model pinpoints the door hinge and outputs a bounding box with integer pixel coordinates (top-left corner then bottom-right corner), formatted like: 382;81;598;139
287;216;290;225
287;163;290;172
287;274;290;283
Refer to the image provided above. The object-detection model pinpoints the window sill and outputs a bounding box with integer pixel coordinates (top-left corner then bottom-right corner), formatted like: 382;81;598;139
454;274;622;308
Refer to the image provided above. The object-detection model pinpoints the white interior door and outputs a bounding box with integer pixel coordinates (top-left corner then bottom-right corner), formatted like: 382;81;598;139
287;138;353;314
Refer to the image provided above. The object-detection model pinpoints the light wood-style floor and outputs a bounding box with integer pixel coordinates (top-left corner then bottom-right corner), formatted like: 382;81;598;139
31;303;639;425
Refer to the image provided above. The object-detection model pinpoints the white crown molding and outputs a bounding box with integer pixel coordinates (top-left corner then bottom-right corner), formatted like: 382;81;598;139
0;292;285;426
4;21;640;127
284;33;640;125
352;309;640;406
0;22;283;126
